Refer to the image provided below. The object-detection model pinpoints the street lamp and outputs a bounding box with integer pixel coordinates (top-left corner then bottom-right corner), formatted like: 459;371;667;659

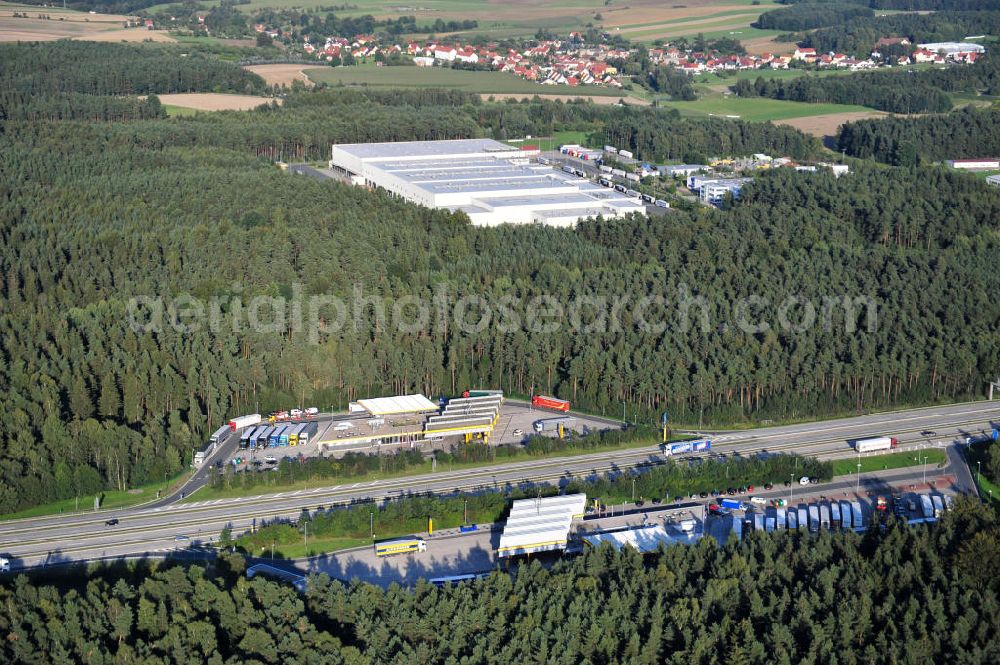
856;451;862;493
978;461;982;487
922;455;928;486
632;478;636;503
370;512;374;539
789;473;793;506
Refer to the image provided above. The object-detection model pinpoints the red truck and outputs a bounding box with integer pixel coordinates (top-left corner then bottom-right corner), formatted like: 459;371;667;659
531;395;570;412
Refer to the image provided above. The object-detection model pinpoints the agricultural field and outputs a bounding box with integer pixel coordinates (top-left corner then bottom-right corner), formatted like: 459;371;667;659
305;64;626;96
246;63;315;87
0;2;148;42
153;93;279;111
775;111;888;139
657;88;878;123
236;0;782;43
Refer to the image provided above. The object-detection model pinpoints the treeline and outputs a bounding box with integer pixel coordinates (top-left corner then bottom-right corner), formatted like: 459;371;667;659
755;3;874;31
250;9;477;40
0;41;265;99
736;56;1000;113
838;107;1000;164
733;70;953;113
3;500;1000;662
804;10;1000;57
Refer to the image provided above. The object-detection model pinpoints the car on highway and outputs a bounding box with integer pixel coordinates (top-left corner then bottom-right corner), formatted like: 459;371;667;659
174;535;189;542
921;430;936;437
105;518;119;526
799;476;811;485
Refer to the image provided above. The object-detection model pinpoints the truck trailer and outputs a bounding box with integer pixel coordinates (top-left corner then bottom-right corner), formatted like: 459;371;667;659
534;416;575;433
721;498;743;511
531;395;570;412
853;436;899;453
840;501;853;530
920;494;935;519
931;495;945;517
229;414;262;431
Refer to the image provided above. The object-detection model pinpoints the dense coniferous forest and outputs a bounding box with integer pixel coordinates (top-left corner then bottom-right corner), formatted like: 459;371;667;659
803;11;1000;56
1;42;999;516
755;3;874;31
2;500;1000;662
838;107;1000;164
734;57;1000;113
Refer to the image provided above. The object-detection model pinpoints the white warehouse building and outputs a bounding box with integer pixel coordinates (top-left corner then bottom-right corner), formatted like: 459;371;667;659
328;139;645;227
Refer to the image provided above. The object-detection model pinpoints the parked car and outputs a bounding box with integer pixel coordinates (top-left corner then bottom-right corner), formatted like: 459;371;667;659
799;476;811;485
809;477;819;484
513;429;524;437
764;483;774;490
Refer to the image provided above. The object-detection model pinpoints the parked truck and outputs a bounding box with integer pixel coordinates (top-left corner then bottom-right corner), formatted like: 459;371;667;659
534;416;575;433
920;494;934;519
297;421;318;446
721;498;743;511
931;495;945;517
531;395;570;412
229;414;262;431
853;436;899;453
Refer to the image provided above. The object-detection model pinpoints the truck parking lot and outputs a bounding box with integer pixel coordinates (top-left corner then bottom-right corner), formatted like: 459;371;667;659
218;400;621;473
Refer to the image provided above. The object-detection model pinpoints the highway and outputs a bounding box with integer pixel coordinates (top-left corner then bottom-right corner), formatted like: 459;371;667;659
2;400;997;570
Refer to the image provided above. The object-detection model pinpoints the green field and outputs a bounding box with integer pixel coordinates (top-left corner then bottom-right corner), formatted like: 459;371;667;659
162;104;200;117
831;449;947;476
0;471;189;522
964;443;1000;510
657;94;876;122
305;64;625;96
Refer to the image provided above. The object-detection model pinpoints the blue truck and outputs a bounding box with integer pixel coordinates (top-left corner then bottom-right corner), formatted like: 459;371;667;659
720;498;743;511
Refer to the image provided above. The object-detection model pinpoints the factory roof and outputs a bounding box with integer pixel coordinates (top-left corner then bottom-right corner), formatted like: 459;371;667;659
497;493;588;558
333;138;520;161
356;394;439;416
582;525;699;552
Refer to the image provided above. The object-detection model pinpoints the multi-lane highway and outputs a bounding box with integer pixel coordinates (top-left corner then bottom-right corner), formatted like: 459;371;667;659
2;400;997;569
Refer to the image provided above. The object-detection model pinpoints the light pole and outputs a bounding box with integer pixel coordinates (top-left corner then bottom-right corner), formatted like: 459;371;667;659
370;512;374;539
978;461;982;487
632;478;636;503
856;451;862;493
304;522;308;547
922;455;928;486
789;473;793;506
464;499;468;525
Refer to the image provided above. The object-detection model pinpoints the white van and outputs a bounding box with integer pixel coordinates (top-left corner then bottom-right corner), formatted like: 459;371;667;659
749;496;767;505
0;558;10;572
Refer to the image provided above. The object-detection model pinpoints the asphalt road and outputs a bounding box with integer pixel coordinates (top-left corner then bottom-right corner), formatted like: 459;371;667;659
2;400;998;570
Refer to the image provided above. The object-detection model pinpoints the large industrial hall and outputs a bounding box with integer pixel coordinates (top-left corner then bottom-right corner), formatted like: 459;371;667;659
328;138;645;227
